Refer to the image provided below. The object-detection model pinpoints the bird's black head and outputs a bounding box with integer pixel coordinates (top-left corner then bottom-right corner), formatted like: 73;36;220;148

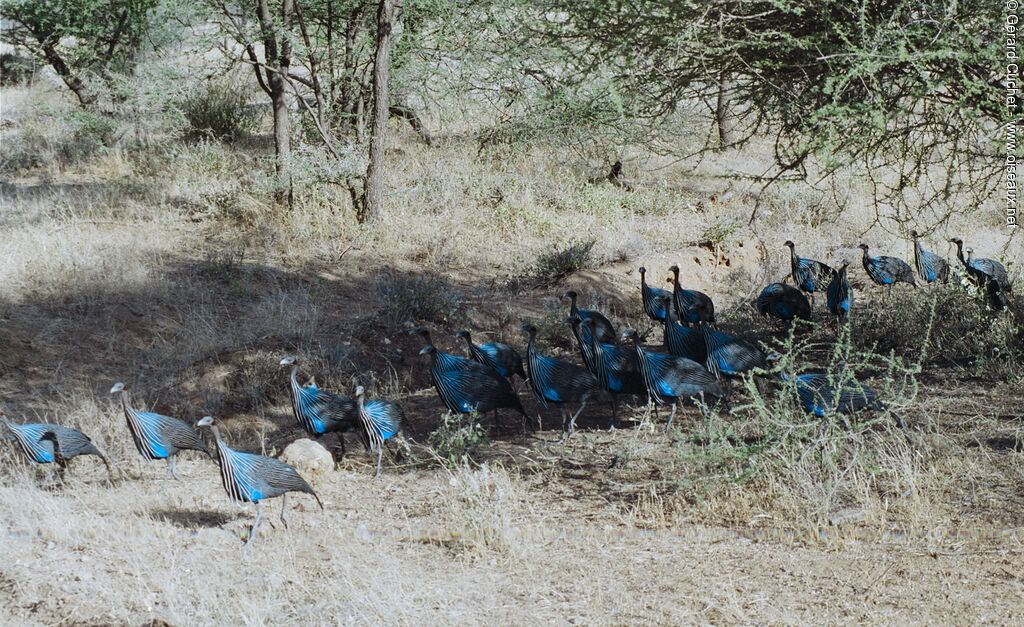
910;230;919;238
418;344;437;356
563;290;578;301
455;330;471;341
858;243;869;251
638;266;646;275
621;328;640;344
520;323;537;337
950;237;963;246
784;240;795;248
279;356;298;368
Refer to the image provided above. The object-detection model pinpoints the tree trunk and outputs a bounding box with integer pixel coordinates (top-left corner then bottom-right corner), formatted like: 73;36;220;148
359;0;393;223
35;36;97;109
715;73;733;148
257;0;295;207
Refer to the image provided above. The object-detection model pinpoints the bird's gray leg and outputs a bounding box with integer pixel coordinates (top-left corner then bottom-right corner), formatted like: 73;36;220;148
280;493;289;528
569;399;587;435
608;397;618;430
664;403;678;434
248;502;263;546
375;445;383;478
166;456;178;480
560;407;568;435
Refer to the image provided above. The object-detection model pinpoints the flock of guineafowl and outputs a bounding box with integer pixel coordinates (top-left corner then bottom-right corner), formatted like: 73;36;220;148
1;234;1014;544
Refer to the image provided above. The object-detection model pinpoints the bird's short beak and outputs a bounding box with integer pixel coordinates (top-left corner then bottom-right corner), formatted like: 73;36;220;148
418;345;431;355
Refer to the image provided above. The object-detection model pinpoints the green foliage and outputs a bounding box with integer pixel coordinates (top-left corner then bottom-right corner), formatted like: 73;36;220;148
182;81;257;141
375;271;464;330
2;0;157;72
428;412;489;468
517;238;596;288
0;109;117;174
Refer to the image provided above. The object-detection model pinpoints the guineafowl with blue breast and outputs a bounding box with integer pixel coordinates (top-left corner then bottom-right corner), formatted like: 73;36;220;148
784;241;836;307
521;323;599;434
576;316;645;429
859;243;916;296
564;289;616;346
419;344;526;423
455;330;525;379
785;373;904;428
755;283;811;324
701;325;770;379
910;231;949;285
354;385;403;477
667;265;715;325
110;382;209;479
951;238;1011;292
639;266;672;322
2;410;112;480
280;356;358;442
624;329;722;431
826;262;853;323
196;416;322;545
658;295;707;364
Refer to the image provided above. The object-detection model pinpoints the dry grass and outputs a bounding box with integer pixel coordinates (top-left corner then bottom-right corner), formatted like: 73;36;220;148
1;86;1022;624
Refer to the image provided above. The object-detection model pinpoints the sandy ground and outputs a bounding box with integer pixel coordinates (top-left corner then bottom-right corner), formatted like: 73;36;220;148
1;455;1022;625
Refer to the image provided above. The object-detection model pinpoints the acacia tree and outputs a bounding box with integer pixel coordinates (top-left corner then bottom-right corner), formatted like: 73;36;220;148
1;0;157;109
478;0;1005;226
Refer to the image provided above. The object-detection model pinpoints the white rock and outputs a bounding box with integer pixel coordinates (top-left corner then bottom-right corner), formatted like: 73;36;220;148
280;438;334;484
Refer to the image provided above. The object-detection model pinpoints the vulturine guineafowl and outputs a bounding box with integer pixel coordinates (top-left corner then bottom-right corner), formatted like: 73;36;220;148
455;330;525;379
951;238;1011;292
910;231;949;285
755;283;811;324
784;241;836;307
701;325;770;379
419;344;526;424
859;243;916;296
110;382;209;479
826;262;854;323
196;416;322;545
1;411;112;480
280;356;358;440
952;238;1012;310
576;317;645;429
667;265;715;325
785;373;904;428
522;323;599;434
658;295;706;364
564;289;616;344
624;329;722;431
354;385;402;477
639;266;672;322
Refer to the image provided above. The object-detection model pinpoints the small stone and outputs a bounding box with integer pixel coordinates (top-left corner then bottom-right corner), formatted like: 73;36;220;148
280;439;334;485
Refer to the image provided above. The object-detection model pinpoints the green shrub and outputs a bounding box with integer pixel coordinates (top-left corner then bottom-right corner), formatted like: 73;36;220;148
428;412;489;468
183;81;256;141
513;238;596;289
375;270;463;330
